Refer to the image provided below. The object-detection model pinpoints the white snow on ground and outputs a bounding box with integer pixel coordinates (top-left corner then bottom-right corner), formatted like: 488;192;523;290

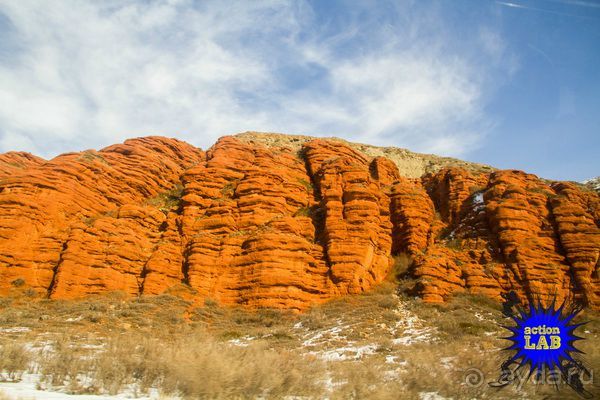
439;357;455;370
391;326;433;346
390;299;437;345
299;321;376;361
419;392;451;400
0;373;176;400
23;340;54;353
301;324;346;347
319;374;347;392
310;344;378;361
472;191;485;212
582;177;600;192
295;296;437;362
0;327;31;333
227;336;255;347
473;311;494;322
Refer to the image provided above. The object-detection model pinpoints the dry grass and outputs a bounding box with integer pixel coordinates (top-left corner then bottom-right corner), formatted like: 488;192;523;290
145;184;184;213
0;342;31;382
34;332;325;398
0;287;598;399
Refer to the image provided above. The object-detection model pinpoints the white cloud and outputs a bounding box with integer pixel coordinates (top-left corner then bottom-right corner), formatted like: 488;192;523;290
0;0;514;159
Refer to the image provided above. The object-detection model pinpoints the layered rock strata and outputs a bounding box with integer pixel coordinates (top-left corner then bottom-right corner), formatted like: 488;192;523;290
0;135;598;310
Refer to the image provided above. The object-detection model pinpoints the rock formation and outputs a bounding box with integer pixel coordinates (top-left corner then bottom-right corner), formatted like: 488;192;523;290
0;133;598;311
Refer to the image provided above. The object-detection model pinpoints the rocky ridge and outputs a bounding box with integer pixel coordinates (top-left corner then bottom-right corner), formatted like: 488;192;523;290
0;133;598;311
235;131;496;178
584;177;600;194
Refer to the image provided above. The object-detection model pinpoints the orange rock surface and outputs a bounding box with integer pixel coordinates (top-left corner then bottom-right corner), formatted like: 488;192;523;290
0;135;598;310
0;152;45;178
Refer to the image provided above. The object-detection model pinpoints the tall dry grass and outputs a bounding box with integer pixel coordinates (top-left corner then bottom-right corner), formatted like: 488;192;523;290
0;287;598;399
36;331;326;398
0;342;31;382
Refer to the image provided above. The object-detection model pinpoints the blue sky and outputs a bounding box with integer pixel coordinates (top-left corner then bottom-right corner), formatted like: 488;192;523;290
0;0;598;181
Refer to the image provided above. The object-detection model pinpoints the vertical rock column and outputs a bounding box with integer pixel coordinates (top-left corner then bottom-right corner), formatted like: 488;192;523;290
180;137;332;310
550;182;600;308
485;171;573;306
303;140;393;294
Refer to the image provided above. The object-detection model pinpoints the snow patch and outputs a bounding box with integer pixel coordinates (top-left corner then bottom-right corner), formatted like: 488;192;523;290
473;311;494;322
439;357;455;369
582;177;600;192
472;191;485;212
389;299;437;345
228;336;255;347
419;392;450;400
0;327;31;333
300;323;347;347
0;372;174;399
310;344;377;361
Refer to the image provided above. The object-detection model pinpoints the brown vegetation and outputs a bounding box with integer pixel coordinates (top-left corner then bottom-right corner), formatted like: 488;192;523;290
0;288;598;399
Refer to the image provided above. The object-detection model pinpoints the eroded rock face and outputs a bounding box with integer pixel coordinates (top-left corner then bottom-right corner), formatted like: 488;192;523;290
0;135;598;310
0;137;204;297
412;169;600;309
0;152;45;178
178;137;394;309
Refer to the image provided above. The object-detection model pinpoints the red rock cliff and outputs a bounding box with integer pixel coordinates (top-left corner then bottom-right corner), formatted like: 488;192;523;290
0;135;598;310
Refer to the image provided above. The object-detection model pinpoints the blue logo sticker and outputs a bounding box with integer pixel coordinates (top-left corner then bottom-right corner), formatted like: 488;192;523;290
504;301;584;373
491;291;592;397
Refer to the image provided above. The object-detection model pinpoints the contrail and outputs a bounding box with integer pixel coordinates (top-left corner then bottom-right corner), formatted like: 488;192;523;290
495;0;600;18
541;0;600;9
527;43;555;68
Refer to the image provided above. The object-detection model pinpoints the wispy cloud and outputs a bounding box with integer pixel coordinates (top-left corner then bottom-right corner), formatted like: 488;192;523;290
496;0;600;18
0;0;514;158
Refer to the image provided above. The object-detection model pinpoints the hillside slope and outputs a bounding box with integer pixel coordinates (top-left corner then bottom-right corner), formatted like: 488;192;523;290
0;133;598;310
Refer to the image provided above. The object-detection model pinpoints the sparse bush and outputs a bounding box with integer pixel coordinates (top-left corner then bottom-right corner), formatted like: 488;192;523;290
377;296;397;310
84;312;102;323
145;184;184;213
0;342;31;382
220;182;235;198
300;309;326;330
451;291;501;310
79;151;107;164
38;336;88;388
294;206;311;217
232;308;289;328
297;178;313;192
10;278;25;288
